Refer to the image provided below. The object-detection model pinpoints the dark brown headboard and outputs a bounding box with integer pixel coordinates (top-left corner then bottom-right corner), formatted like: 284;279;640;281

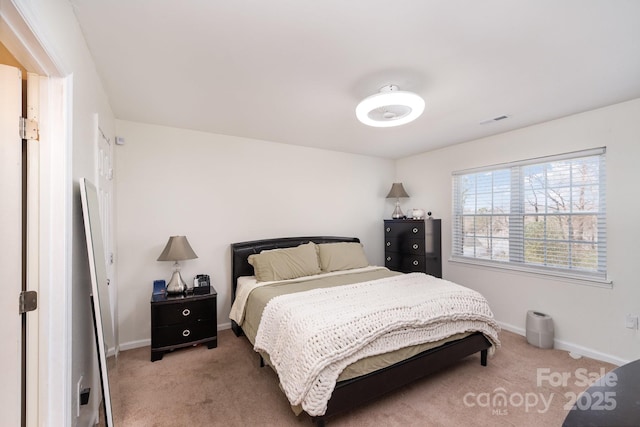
230;236;360;335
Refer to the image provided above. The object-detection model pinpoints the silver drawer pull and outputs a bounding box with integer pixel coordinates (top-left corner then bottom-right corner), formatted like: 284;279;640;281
182;329;191;337
413;243;419;250
386;227;391;232
413;260;419;266
386;256;392;261
412;227;418;233
386;241;391;246
182;308;191;317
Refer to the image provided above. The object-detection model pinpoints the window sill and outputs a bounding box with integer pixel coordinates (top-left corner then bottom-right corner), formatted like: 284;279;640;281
448;256;613;289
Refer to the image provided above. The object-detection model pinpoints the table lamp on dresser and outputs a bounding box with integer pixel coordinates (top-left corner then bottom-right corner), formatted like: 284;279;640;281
386;182;410;219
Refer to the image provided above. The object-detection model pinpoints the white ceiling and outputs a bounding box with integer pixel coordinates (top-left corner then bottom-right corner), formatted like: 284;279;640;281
69;0;640;159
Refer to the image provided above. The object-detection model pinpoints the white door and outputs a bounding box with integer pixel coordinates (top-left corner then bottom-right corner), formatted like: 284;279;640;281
25;71;41;427
95;115;117;353
0;63;23;426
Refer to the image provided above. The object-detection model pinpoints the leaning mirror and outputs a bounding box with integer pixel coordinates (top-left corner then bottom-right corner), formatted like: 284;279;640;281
80;178;115;426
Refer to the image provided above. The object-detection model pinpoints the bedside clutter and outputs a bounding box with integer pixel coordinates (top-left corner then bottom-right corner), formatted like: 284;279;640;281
152;274;211;297
192;285;211;295
193;274;211;295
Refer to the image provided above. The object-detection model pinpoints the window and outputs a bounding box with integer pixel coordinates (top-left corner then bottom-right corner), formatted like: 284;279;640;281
452;147;607;283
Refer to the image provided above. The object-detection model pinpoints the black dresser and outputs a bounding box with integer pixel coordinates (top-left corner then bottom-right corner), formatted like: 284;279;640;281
384;219;442;278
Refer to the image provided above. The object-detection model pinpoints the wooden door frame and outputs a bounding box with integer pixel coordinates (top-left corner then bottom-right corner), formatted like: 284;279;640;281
1;1;71;426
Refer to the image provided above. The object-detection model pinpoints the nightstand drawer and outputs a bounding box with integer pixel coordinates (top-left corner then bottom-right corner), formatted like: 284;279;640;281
152;321;216;349
152;298;214;326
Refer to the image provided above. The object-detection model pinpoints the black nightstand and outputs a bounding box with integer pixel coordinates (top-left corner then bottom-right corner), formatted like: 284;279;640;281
150;287;217;362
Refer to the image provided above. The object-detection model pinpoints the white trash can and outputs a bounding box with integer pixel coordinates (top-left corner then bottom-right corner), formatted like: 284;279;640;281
526;310;554;349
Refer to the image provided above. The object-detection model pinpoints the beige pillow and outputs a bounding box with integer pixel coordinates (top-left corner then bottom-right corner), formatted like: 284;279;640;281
318;242;369;272
248;242;321;282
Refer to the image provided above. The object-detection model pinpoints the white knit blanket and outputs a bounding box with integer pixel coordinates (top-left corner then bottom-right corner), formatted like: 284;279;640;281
254;273;500;416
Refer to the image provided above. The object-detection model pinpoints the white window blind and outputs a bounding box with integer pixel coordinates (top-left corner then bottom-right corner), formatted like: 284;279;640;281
452;147;607;283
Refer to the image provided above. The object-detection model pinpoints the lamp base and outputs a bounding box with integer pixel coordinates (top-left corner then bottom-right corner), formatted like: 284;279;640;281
391;200;405;219
166;270;187;294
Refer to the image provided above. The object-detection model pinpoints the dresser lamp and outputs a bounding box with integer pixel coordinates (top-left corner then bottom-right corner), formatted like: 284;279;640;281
157;235;198;294
386;182;410;219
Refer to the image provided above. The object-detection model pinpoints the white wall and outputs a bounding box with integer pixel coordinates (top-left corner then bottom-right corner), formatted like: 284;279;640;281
114;120;395;348
398;98;640;364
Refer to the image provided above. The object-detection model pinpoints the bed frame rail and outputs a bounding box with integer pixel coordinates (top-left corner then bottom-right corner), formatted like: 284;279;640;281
313;332;491;425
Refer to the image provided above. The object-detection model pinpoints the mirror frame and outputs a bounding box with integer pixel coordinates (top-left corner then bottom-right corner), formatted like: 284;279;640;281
80;177;114;426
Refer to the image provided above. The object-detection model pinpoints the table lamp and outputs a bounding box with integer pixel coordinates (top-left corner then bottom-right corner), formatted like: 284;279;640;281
157;235;198;294
386;182;410;219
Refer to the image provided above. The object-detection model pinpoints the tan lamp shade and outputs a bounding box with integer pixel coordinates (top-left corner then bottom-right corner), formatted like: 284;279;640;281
386;182;410;199
157;236;198;261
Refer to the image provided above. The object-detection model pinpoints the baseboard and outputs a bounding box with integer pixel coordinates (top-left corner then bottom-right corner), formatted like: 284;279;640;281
218;321;231;330
119;323;232;351
497;321;628;367
119;338;150;351
497;321;526;337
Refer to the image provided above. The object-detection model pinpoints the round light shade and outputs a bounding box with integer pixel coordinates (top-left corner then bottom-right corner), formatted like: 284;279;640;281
356;85;425;127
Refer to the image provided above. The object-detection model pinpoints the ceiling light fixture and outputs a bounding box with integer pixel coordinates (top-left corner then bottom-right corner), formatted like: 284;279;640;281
356;85;425;128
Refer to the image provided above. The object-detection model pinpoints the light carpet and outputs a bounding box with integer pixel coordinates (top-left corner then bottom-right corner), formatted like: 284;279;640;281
106;329;615;426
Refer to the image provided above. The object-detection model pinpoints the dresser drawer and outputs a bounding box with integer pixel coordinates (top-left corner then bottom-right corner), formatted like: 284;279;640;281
385;237;424;255
385;253;426;272
152;320;216;349
384;253;401;271
384;221;424;238
152;298;214;326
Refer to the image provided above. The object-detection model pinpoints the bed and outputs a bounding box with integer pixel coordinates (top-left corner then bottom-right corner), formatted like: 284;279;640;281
229;236;499;426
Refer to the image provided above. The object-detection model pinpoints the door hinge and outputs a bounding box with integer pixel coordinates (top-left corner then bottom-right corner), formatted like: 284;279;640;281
20;117;39;141
19;290;38;314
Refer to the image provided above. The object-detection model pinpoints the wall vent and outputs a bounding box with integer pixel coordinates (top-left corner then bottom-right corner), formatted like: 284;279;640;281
479;114;510;125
